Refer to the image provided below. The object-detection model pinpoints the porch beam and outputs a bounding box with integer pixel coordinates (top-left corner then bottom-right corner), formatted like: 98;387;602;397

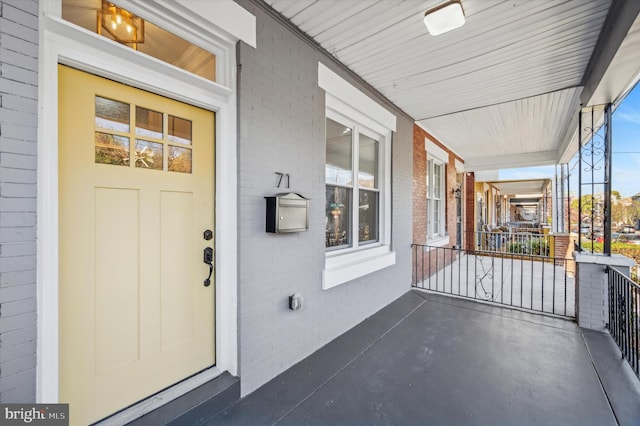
580;0;640;106
463;151;557;172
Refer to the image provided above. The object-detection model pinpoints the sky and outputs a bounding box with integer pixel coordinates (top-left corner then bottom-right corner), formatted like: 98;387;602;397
499;83;640;198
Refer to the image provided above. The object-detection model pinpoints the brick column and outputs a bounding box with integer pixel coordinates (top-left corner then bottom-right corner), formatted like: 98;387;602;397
464;172;475;251
574;252;634;331
553;233;577;274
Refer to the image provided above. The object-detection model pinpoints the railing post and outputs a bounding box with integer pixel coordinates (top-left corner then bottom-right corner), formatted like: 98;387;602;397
574;251;634;330
603;103;612;256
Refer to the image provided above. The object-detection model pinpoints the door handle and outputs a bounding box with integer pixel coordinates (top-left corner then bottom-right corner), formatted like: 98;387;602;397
203;247;213;287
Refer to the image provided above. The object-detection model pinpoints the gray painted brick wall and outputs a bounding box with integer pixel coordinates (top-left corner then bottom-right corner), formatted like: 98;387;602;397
235;0;413;396
0;0;39;403
575;255;633;331
576;262;607;330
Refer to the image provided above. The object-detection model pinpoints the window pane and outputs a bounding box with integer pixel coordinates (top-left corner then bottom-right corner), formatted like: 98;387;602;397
95;132;129;166
135;140;163;170
95;96;130;132
433;163;441;199
427;199;432;238
168;115;192;145
359;190;378;243
168;146;192;173
426;159;432;198
62;0;217;82
136;107;163;139
359;133;378;189
434;199;441;235
325;118;353;186
326;185;352;249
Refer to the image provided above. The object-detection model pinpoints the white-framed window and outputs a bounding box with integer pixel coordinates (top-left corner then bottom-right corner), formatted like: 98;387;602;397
325;114;380;250
425;139;449;246
427;158;445;239
319;63;396;290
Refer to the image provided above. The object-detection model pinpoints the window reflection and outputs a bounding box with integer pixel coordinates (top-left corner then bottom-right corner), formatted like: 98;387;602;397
359;190;378;243
325;118;352;186
325;186;351;249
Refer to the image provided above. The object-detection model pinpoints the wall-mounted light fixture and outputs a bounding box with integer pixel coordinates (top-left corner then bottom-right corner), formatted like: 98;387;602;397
424;0;465;36
97;0;144;46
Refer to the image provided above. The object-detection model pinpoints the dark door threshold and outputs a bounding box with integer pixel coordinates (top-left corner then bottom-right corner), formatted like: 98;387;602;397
126;372;240;426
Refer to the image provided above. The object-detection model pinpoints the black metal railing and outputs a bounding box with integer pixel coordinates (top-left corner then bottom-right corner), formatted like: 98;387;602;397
466;230;551;256
412;244;575;318
607;266;640;378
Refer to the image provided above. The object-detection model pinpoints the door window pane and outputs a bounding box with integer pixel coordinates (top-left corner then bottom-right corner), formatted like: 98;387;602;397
325;118;353;185
95;132;130;166
358;134;378;189
168;146;192;173
136;107;163;139
168;115;192;145
95;96;130;132
359;190;378;243
326;186;351;248
135;140;163;170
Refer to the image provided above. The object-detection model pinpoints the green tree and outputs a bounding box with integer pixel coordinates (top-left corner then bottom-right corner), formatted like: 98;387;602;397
611;191;624;225
570;194;595;219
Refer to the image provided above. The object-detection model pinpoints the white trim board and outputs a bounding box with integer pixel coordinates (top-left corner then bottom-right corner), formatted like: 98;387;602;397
318;63;396;132
36;2;243;406
425;139;448;163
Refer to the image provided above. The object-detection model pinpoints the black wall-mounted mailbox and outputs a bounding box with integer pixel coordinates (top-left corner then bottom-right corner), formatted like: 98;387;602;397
265;192;309;233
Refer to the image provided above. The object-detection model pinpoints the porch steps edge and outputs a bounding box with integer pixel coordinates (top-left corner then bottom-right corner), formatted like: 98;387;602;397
126;372;240;426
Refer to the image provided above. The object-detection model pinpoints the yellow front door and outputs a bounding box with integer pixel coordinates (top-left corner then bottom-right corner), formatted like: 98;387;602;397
58;65;215;425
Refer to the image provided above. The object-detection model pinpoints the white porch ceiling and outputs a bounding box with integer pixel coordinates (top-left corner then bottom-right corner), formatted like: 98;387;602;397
264;0;640;171
487;179;552;197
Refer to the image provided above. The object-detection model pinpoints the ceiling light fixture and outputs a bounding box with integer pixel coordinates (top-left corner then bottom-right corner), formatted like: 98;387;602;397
97;0;144;46
424;0;465;36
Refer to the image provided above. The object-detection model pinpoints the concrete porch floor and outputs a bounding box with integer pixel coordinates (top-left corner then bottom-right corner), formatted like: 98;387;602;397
136;291;640;425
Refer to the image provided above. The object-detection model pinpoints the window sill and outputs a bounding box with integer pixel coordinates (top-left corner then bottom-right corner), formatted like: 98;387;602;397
426;236;450;248
322;245;396;290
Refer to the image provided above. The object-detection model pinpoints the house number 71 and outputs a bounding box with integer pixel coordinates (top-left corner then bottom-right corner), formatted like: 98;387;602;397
275;172;290;189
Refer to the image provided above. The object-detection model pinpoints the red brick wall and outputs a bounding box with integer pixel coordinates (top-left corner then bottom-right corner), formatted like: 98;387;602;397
465;172;475;251
413;125;427;244
412;245;459;285
446;152;457;244
412;124;465;282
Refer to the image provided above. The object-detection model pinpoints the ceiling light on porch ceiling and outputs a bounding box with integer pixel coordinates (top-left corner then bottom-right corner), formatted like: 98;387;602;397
97;0;144;45
424;0;465;36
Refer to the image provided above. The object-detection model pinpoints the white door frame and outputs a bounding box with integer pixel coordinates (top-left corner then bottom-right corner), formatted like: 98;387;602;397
36;1;244;404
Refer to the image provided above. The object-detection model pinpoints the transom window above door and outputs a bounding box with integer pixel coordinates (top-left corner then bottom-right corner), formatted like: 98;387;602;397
61;0;217;82
95;96;193;173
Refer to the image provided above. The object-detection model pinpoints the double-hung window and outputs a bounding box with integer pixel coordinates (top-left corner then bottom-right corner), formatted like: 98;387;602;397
325;116;380;250
427;158;445;239
426;139;448;245
319;63;395;290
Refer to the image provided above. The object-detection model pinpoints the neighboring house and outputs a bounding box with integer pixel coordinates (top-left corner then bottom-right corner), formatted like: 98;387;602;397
477;178;553;227
1;0;640;425
413;124;464;250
